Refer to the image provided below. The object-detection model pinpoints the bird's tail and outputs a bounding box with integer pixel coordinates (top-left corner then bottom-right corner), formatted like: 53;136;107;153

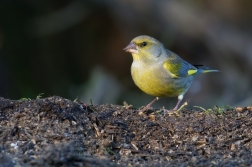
194;65;219;73
202;69;219;73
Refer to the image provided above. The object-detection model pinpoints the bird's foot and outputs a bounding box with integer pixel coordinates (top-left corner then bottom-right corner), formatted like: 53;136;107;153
163;101;189;116
176;101;188;112
138;97;159;115
163;109;180;116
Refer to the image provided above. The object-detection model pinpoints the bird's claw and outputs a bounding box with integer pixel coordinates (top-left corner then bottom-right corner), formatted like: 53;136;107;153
163;109;180;116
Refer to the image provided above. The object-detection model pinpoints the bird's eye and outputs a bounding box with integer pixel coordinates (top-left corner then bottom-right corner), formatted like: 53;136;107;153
141;42;147;47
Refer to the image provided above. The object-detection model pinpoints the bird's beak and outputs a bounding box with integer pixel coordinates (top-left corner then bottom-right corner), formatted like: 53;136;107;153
123;42;138;54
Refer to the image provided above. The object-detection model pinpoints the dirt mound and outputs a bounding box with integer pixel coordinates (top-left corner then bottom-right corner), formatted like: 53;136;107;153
0;96;252;166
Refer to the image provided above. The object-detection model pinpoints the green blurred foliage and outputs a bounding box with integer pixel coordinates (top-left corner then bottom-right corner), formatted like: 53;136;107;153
0;0;251;108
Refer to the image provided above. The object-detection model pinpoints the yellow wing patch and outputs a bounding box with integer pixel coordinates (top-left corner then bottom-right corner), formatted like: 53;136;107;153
163;60;182;78
187;69;198;75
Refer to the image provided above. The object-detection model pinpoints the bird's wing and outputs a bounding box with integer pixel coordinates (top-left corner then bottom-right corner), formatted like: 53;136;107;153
163;51;198;78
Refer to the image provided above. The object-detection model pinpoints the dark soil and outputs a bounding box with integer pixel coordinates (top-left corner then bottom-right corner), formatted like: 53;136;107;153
0;96;252;167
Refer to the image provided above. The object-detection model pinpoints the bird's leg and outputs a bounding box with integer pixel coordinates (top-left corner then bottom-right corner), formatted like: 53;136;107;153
141;97;159;111
164;95;184;116
173;95;184;111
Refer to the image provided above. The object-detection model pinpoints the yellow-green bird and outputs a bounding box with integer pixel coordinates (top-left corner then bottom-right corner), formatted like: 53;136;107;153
123;35;218;111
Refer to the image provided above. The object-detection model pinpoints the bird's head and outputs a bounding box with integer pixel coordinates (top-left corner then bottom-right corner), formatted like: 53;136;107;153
124;35;165;62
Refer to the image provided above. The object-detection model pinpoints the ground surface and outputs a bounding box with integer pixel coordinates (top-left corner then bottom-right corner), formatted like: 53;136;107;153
0;96;252;167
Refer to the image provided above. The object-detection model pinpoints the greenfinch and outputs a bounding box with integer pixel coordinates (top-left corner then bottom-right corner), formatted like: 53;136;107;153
123;35;218;111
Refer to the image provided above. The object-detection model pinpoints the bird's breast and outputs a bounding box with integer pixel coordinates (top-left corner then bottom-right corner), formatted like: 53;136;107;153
131;61;194;97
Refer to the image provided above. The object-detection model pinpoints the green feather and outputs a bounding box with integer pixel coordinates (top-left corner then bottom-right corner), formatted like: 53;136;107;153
163;60;182;78
188;69;198;75
202;69;219;73
163;50;198;78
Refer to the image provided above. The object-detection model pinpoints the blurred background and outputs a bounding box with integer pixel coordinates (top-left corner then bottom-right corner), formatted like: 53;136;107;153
0;0;251;109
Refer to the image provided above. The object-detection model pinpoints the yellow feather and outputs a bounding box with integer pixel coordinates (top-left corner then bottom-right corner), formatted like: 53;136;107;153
187;69;198;75
163;60;182;78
